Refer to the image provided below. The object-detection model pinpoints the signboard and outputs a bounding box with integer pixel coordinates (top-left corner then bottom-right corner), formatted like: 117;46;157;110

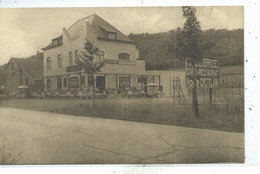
185;58;220;88
67;64;82;73
106;59;136;66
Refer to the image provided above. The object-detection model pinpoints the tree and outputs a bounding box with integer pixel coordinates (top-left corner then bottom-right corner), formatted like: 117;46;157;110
175;6;212;118
75;39;105;109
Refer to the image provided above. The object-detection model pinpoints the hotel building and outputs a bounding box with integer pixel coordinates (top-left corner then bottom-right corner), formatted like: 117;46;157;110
42;14;161;93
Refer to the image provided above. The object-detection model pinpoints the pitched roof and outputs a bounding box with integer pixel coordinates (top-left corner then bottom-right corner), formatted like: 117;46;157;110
42;36;63;50
42;14;134;50
10;53;43;80
85;14;134;43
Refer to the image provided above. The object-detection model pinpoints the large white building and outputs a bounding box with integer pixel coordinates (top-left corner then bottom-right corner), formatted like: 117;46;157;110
42;14;187;97
42;14;162;94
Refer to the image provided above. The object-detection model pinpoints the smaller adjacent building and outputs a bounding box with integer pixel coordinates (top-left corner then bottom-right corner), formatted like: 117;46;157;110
5;56;44;96
145;69;187;97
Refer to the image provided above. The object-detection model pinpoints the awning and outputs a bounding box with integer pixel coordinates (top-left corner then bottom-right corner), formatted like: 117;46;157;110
145;83;158;87
18;85;29;89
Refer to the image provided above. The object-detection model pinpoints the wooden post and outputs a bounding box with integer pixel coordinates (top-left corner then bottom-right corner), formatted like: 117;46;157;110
209;88;213;104
129;75;131;89
116;74;118;90
141;75;143;90
67;74;70;90
204;88;206;104
79;73;81;90
159;75;161;91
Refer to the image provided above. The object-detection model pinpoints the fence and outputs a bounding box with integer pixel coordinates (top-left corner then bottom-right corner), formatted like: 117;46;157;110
184;73;244;116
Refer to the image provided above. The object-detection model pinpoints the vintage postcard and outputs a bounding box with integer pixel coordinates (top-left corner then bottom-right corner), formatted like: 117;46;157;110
0;4;250;168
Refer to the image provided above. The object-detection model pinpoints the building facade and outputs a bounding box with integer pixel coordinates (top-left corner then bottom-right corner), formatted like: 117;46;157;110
42;14;160;93
5;56;43;96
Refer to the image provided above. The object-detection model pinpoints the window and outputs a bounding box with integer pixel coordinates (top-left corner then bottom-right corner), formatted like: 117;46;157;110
47;79;52;91
69;52;73;65
69;77;79;88
96;76;105;91
75;50;78;59
96;50;105;62
88;76;94;86
119;77;130;89
108;32;117;40
137;76;143;82
47;57;52;69
57;78;62;90
118;53;130;61
80;76;85;87
57;54;62;68
26;78;29;86
11;72;15;81
64;78;68;87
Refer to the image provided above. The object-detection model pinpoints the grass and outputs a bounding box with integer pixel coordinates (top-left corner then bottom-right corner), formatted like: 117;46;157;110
0;98;244;133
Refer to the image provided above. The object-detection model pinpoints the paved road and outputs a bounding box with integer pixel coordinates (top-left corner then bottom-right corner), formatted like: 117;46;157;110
0;107;244;164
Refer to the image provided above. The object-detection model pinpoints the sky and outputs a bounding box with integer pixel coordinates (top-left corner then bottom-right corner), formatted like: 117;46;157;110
0;6;243;65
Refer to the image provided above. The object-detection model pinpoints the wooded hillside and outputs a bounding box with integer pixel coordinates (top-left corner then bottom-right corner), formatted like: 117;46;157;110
128;29;244;70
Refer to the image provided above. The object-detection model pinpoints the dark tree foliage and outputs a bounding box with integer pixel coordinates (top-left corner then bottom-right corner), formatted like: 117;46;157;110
128;29;243;70
75;39;105;109
175;6;203;118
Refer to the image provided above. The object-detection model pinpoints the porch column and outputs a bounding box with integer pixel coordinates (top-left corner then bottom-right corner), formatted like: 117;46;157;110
79;73;81;89
104;74;107;90
67;74;70;90
116;74;118;90
141;75;143;90
159;75;161;91
129;75;131;88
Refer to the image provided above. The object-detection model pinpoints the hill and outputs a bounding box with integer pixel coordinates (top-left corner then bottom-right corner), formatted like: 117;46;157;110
128;29;244;70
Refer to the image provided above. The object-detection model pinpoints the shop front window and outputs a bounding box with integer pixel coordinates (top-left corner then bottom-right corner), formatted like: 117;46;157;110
119;77;130;89
47;79;52;91
57;78;62;90
80;76;85;87
64;78;68;88
88;76;94;86
69;77;79;88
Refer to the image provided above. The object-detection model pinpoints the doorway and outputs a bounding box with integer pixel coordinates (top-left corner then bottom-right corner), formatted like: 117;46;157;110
96;76;105;92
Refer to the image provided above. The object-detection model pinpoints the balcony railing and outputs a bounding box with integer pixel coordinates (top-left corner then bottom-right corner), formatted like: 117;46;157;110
67;59;136;73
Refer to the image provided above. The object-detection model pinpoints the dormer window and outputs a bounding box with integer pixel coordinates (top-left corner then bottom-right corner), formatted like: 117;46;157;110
53;40;58;45
108;32;117;40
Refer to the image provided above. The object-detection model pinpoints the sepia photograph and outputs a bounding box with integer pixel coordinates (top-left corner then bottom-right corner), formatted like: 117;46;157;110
0;6;245;165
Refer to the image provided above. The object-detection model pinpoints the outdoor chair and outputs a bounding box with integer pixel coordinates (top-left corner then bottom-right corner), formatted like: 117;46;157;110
59;91;66;99
78;90;84;100
39;91;46;99
55;91;63;99
31;92;37;99
46;91;51;99
65;91;74;99
127;90;133;98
